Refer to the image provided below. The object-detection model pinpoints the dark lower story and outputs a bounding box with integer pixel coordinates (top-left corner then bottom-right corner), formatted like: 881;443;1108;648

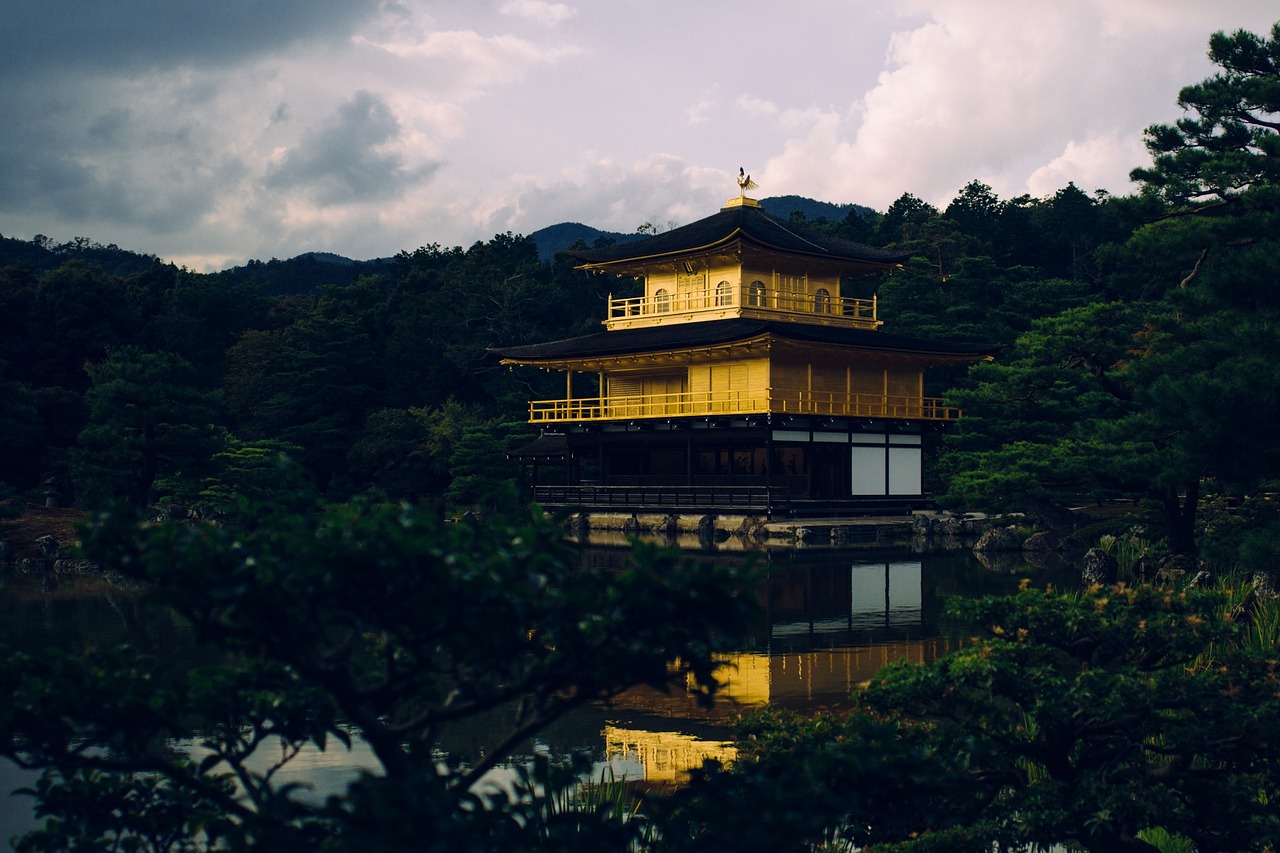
510;416;939;518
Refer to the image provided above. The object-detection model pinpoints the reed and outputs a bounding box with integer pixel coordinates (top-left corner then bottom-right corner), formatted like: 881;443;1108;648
1097;533;1157;580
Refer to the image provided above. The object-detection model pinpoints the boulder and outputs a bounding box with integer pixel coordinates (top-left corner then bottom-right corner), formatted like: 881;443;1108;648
973;526;1023;552
1022;531;1060;552
1080;548;1119;585
35;534;61;563
1187;569;1213;588
54;559;100;574
1153;553;1197;586
974;549;1024;574
734;516;767;540
1021;548;1069;572
1023;530;1090;553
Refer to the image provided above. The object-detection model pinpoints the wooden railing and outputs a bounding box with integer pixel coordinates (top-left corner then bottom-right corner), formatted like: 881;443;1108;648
782;390;959;420
528;389;960;423
532;484;789;512
605;287;879;329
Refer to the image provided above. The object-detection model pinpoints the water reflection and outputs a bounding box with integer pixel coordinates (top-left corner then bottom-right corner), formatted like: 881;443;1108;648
0;546;1060;835
579;546;1058;786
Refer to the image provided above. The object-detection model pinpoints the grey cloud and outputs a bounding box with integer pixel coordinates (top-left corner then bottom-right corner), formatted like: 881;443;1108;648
86;108;132;145
0;80;241;235
263;90;437;205
0;0;384;77
0;145;242;236
0;0;390;240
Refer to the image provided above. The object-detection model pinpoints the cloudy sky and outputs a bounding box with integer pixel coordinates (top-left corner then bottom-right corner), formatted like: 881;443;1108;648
1;1;1274;270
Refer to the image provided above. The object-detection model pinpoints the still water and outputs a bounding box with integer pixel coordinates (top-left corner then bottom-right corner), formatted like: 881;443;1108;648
0;545;1071;841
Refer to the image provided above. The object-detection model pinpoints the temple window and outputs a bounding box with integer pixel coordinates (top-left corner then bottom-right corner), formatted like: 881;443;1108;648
748;280;766;307
715;280;732;306
655;287;671;313
814;288;831;314
677;272;706;307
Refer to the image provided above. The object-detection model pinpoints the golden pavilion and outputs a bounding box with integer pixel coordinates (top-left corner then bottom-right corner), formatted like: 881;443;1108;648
490;185;995;518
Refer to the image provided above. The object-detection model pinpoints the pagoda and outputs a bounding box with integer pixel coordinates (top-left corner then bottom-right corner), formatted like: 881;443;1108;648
490;180;996;518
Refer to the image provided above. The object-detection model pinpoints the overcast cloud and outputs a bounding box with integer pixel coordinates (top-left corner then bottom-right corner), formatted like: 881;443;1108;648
0;1;1274;270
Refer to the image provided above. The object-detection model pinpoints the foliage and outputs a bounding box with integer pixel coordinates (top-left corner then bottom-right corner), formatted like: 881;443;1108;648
939;301;1153;526
0;225;608;505
70;347;224;507
665;584;1280;853
937;21;1280;554
444;420;536;514
197;436;311;517
0;501;760;850
4;18;1280;853
0;361;46;493
1130;22;1280;211
1097;531;1156;579
3;27;1276;524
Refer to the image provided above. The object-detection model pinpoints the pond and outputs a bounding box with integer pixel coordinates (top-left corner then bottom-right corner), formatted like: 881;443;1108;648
0;544;1075;841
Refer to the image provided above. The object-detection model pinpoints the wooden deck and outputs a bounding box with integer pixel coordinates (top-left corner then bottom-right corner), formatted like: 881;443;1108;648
528;390;959;424
531;485;930;518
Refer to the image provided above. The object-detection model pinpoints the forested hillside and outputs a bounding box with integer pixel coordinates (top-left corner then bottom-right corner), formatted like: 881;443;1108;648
0;233;604;514
0;187;1099;514
2;22;1278;562
3;22;1280;853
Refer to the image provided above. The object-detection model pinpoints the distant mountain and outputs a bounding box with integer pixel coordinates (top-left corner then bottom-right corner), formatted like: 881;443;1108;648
5;194;882;293
758;195;876;223
525;222;644;262
296;251;360;266
213;253;394;296
526;196;879;261
0;233;162;277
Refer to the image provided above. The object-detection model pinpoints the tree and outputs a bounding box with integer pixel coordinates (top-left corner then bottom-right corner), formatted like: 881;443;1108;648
443;420;535;514
339;408;435;502
157;272;267;386
1120;21;1280;549
197;435;309;516
664;585;1280;852
938;299;1211;542
944;179;1002;252
0;362;46;492
1130;22;1280;212
1030;182;1103;281
28;261;138;393
0;502;759;851
223;312;381;491
938;21;1280;554
70;347;223;508
875;193;937;245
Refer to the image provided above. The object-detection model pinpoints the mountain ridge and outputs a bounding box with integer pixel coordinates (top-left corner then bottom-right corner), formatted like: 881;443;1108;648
1;195;880;285
525;195;877;261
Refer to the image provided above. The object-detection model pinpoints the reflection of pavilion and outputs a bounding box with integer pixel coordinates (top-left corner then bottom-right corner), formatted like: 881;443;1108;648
602;725;736;785
708;636;952;710
598;556;961;782
769;558;930;643
703;559;952;708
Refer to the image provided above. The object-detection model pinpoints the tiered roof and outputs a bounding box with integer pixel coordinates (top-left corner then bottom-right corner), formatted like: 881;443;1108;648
490;319;996;364
568;199;911;273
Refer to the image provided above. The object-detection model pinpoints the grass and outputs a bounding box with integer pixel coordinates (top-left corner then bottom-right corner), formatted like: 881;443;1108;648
1097;533;1157;579
530;764;649;842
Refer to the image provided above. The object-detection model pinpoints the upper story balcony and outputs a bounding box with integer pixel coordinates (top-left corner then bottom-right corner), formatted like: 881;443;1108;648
527;388;960;424
604;283;881;331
